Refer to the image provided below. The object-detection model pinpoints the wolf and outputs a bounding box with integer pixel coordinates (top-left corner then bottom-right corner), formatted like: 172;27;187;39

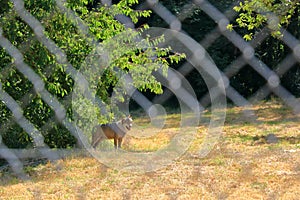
91;115;133;149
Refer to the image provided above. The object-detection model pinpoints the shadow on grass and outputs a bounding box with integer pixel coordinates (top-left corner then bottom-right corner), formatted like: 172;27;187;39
227;134;300;146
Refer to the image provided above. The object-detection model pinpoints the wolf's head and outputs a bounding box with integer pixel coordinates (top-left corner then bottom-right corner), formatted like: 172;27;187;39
122;115;133;131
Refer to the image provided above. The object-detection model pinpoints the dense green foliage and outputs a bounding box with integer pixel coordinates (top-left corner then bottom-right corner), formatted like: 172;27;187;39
0;0;184;149
228;0;300;40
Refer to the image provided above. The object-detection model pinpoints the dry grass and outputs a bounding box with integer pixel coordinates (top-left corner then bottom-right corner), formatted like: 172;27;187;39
1;99;300;199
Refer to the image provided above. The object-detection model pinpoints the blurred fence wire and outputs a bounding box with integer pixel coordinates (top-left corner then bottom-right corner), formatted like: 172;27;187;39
1;0;300;177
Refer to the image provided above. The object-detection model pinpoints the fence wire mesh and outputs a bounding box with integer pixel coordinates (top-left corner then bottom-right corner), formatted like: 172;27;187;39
0;0;299;186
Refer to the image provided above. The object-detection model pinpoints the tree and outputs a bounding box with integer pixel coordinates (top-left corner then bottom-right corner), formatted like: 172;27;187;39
0;0;185;148
227;0;300;40
226;0;300;98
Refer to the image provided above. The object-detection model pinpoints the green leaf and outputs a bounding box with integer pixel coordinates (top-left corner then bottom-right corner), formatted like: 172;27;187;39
243;34;252;41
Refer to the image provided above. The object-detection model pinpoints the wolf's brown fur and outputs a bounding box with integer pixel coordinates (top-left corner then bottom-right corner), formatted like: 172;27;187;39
91;115;133;149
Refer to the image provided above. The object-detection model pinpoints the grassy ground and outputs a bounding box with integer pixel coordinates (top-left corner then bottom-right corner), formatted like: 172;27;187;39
1;99;300;199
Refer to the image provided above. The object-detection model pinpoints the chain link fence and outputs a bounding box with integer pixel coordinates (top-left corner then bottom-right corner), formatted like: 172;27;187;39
0;0;299;180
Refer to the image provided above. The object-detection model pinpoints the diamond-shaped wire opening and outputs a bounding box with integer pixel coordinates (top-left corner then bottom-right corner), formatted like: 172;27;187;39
230;65;267;98
255;37;291;69
2;69;33;101
1;122;33;149
207;35;241;70
281;64;300;96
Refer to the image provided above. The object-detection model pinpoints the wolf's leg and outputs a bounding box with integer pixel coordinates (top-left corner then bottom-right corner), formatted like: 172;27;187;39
92;130;102;149
92;137;101;149
114;137;118;149
91;134;96;148
91;126;100;149
118;138;123;149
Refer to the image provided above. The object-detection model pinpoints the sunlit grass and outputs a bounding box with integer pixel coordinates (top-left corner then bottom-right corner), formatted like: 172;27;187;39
1;98;300;199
